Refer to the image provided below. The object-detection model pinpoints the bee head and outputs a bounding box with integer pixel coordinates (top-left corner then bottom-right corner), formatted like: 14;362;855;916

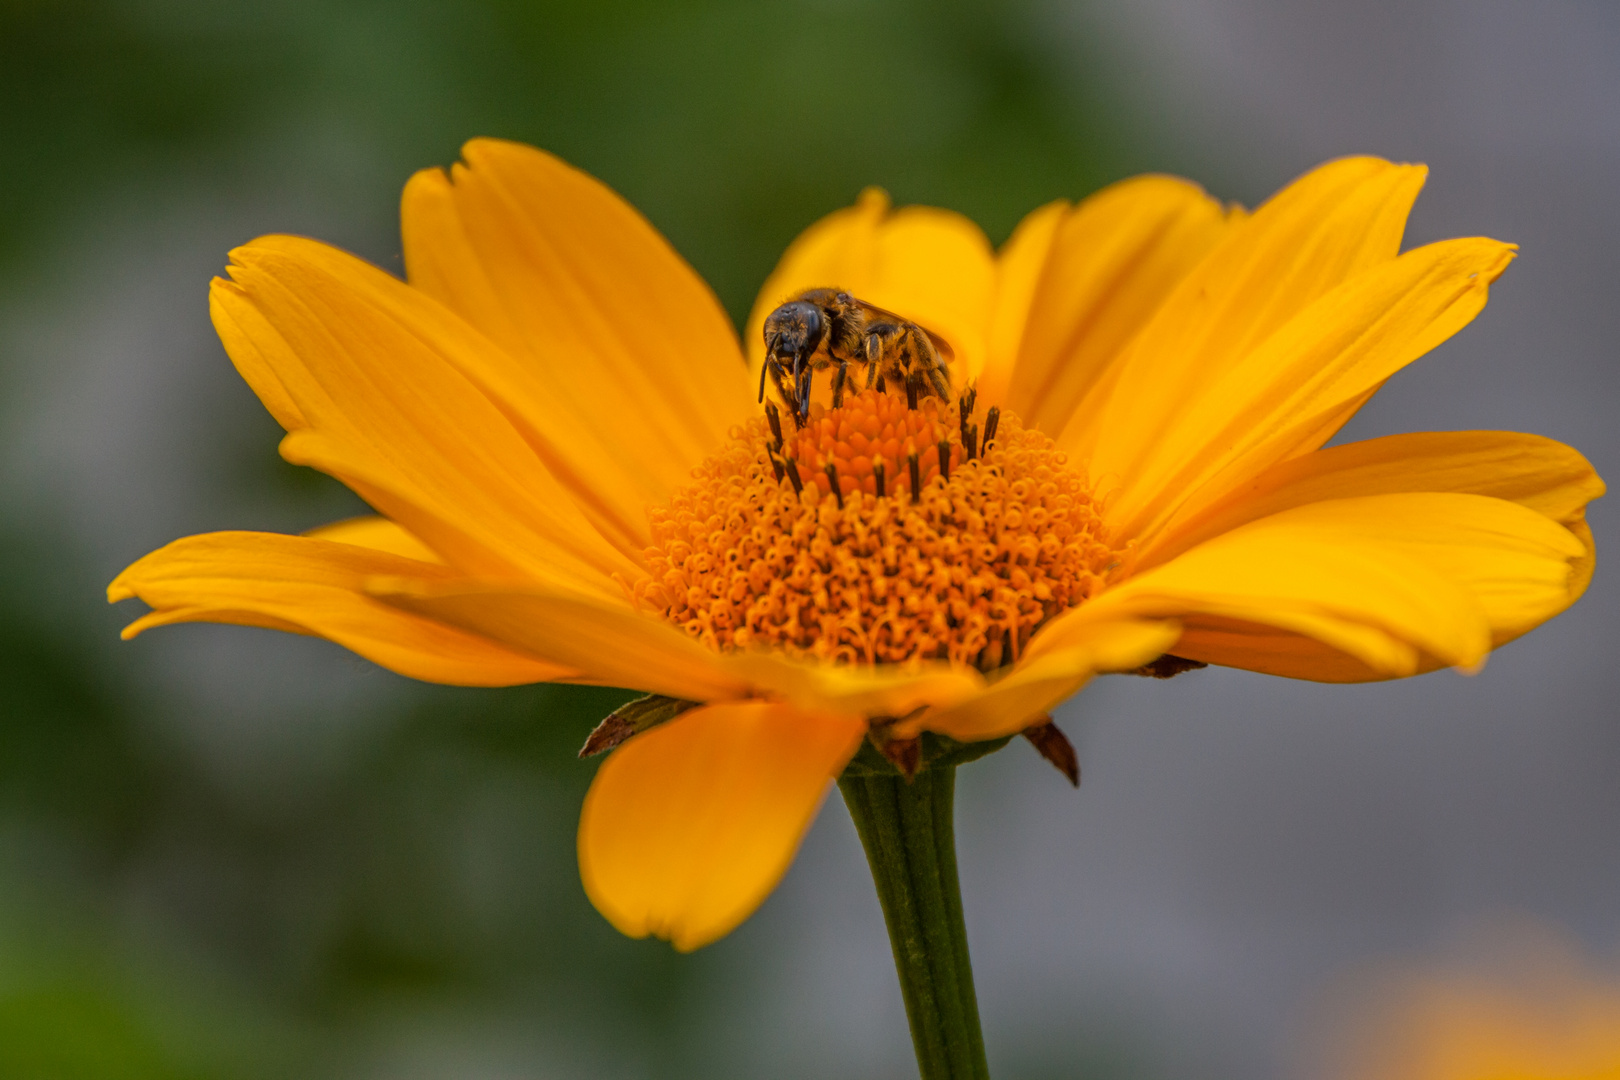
763;300;825;364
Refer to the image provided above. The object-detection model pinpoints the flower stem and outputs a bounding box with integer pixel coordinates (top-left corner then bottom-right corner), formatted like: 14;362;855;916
839;737;1000;1079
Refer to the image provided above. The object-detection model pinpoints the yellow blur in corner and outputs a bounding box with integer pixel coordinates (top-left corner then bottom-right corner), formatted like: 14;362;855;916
1304;920;1620;1080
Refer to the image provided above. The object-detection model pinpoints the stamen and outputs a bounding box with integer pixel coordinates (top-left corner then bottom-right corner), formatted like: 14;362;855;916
905;380;919;410
635;390;1118;670
875;373;886;393
984;406;1001;450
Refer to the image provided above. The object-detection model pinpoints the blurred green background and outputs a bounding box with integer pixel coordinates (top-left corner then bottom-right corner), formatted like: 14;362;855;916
0;2;1128;1077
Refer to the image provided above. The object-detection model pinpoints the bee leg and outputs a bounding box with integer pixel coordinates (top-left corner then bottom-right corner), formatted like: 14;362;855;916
757;358;770;403
796;364;814;422
865;361;877;390
831;361;849;409
928;366;951;403
905;373;919;410
767;361;802;427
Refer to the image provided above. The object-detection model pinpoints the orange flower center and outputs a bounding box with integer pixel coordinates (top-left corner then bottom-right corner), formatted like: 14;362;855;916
633;388;1122;670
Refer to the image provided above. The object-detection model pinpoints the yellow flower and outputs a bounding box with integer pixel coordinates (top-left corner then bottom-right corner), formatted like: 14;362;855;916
109;140;1602;951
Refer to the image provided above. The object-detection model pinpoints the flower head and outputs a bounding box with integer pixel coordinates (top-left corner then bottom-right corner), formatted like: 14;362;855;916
110;140;1602;950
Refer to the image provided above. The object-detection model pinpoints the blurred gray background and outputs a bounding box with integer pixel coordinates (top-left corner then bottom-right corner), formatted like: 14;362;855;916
0;1;1613;1078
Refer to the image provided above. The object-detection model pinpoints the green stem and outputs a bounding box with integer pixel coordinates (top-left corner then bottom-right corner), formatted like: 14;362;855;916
839;740;994;1080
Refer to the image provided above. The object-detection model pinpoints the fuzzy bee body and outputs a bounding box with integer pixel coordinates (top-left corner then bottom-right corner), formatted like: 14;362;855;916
761;288;953;420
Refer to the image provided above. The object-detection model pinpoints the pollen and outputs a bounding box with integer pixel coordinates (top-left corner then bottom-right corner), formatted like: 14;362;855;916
633;389;1122;671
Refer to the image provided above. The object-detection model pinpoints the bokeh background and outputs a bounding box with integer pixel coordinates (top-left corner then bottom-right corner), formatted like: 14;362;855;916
0;1;1616;1077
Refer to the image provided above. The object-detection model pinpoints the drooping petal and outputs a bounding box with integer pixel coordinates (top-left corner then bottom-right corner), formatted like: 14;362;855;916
980;176;1238;434
1144;430;1605;572
401;139;755;550
365;576;992;719
212;241;634;594
913;617;1180;741
365;577;756;703
578;701;866;951
1071;236;1516;544
108;532;572;686
744;188;996;388
304;515;445;563
1082;492;1586;681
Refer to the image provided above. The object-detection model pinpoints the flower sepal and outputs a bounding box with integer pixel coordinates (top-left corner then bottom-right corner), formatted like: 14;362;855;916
579;694;699;757
840;729;1012;782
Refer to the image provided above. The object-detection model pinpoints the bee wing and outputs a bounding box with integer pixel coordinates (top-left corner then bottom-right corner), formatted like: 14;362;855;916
851;299;956;363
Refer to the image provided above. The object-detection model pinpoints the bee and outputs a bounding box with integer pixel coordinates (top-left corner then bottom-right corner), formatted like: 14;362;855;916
761;288;954;421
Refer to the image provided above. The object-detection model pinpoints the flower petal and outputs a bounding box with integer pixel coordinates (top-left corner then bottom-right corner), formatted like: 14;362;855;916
1071;235;1516;544
1057;158;1438;531
364;576;990;717
578;700;866;951
400;139;755;549
1146;430;1605;570
1084;492;1586;681
745;188;995;388
304;515;445;563
365;578;755;703
108;532;573;686
980;175;1237;433
212;241;634;592
913;617;1180;741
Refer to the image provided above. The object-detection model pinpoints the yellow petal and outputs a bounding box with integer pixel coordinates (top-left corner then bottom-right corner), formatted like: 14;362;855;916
981;176;1237;433
108;532;572;686
913;617;1180;741
365;578;755;703
400;140;755;550
212;241;634;593
1057;158;1433;525
1145;430;1606;570
365;576;992;718
1086;492;1585;681
725;653;986;725
744;188;995;388
1072;236;1516;543
578;701;866;951
304;515;445;563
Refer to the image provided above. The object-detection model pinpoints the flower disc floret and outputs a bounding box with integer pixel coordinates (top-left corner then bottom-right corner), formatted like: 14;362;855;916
634;389;1122;669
